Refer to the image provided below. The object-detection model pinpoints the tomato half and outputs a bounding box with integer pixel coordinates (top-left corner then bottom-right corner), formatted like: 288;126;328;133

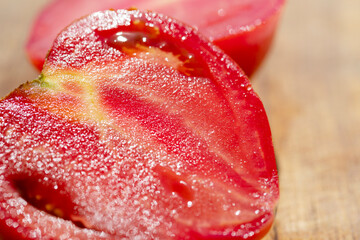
1;9;278;239
26;0;285;76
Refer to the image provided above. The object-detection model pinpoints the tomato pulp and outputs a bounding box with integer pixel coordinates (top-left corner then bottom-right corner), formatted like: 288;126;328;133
26;0;285;76
2;10;278;239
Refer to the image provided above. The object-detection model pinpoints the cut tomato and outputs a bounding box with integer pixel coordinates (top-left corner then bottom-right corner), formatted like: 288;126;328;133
1;10;278;239
26;0;285;76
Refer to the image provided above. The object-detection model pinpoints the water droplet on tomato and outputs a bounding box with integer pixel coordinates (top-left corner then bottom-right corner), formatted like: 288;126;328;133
217;9;226;17
108;31;149;50
154;165;194;202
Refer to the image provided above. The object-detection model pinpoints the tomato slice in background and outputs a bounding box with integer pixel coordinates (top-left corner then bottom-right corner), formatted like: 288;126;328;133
26;0;285;76
1;9;278;239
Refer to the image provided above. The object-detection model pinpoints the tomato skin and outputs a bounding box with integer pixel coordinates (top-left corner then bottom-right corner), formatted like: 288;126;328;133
26;0;285;76
214;8;282;76
2;9;278;239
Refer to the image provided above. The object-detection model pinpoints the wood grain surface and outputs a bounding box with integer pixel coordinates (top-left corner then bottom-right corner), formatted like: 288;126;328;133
1;0;359;239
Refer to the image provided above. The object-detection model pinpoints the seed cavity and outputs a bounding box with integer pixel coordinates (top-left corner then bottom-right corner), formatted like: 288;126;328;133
11;176;87;229
95;17;209;78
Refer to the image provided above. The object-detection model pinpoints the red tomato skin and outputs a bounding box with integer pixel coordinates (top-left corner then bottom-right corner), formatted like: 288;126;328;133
214;8;282;76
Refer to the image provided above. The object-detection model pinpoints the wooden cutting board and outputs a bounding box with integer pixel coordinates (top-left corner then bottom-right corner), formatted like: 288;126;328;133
1;0;359;239
257;0;360;239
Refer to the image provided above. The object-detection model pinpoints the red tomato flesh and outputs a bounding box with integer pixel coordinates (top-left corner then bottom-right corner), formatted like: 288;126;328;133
1;10;278;239
26;0;285;76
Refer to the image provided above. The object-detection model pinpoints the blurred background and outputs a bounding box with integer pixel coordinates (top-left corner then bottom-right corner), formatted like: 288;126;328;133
1;0;359;239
